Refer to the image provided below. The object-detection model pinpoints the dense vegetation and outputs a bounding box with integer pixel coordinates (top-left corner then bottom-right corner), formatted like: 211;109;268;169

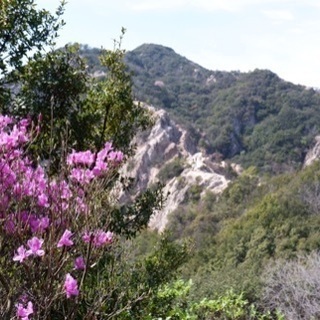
81;43;320;173
4;1;320;317
127;44;320;172
77;42;320;318
162;162;320;316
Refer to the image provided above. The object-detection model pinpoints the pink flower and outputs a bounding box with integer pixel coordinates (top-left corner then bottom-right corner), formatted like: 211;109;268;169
37;193;49;207
13;246;30;263
5;219;15;234
82;230;113;247
64;273;79;298
82;231;92;243
92;161;108;177
74;256;86;270
26;237;45;257
0;114;12;128
97;142;113;161
70;168;94;184
93;230;113;248
67;150;94;166
57;229;74;247
16;301;33;320
108;151;123;162
30;216;50;233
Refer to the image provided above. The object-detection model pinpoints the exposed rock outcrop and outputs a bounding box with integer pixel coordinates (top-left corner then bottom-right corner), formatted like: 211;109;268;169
304;135;320;167
122;106;230;232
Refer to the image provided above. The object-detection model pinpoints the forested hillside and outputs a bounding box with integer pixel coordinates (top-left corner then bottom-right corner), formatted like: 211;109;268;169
81;43;320;173
125;44;320;172
78;43;320;318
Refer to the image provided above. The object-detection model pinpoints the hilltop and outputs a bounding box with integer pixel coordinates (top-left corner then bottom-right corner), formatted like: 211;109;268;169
125;44;320;173
81;43;320;173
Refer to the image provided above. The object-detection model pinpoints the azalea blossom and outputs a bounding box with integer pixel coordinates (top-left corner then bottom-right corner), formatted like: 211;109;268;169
29;215;50;233
64;273;79;298
74;256;86;270
16;301;33;320
13;246;30;263
67;149;94;166
82;230;113;247
37;193;49;207
26;237;45;256
82;231;92;243
57;229;74;247
93;230;113;247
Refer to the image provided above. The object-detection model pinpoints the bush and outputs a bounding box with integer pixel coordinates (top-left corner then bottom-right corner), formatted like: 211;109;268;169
262;251;320;320
157;157;184;183
142;279;283;320
0;116;125;318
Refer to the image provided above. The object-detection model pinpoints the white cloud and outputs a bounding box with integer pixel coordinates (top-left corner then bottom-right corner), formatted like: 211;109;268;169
129;0;184;11
262;9;294;22
129;0;295;12
302;0;320;9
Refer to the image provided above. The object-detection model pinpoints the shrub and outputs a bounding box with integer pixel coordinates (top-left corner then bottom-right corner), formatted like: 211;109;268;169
157;157;184;183
262;251;320;320
0;116;124;318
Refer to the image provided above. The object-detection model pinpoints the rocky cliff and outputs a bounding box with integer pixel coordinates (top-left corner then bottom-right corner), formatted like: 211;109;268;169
121;106;230;232
304;135;320;167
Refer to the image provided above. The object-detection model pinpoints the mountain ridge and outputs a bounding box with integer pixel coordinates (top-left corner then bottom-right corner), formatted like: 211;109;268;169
80;43;320;305
80;43;320;173
124;43;320;173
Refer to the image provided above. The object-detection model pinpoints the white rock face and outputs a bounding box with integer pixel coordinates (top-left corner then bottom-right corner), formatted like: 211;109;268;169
122;106;230;232
304;136;320;167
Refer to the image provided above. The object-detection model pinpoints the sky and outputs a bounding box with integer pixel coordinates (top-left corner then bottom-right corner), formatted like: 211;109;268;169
37;0;320;88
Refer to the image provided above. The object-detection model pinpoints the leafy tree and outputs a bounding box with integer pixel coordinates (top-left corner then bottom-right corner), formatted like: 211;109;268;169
0;1;190;319
15;44;89;165
8;29;152;171
83;32;152;155
0;0;66;106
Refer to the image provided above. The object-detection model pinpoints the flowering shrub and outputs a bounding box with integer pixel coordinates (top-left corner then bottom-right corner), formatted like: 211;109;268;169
0;115;123;319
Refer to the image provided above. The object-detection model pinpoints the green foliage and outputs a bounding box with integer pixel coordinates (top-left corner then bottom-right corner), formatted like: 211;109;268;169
138;279;283;320
115;235;191;320
183;183;203;204
0;0;66;105
124;44;320;173
157;157;185;183
84;31;152;156
111;183;164;239
166;161;320;303
14;44;89;166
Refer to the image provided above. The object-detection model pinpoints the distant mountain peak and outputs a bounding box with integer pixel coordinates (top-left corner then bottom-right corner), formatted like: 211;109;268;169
80;43;320;173
133;43;176;54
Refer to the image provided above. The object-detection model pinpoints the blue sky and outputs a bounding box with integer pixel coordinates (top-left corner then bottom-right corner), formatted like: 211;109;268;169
38;0;320;88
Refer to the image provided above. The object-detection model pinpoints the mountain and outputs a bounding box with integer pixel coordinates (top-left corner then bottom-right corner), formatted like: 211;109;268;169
78;42;320;230
80;44;320;173
124;44;320;173
79;43;320;309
